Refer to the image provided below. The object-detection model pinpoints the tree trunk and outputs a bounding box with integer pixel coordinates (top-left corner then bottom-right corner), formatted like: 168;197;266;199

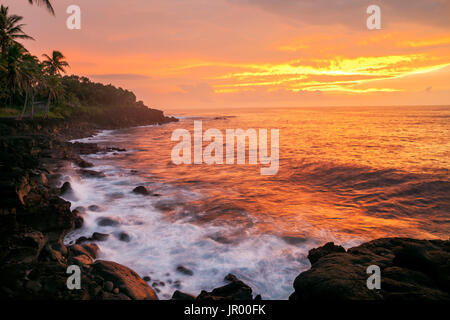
19;90;29;120
30;93;35;119
45;94;51;118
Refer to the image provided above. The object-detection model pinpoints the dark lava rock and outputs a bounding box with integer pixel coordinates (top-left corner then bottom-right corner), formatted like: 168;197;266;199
92;232;110;242
77;169;106;178
83;243;100;259
172;290;195;300
60;182;73;195
71;142;100;155
88;205;102;212
117;232;131;242
74;215;84;229
76;159;94;168
92;260;158;300
0;115;177;300
197;273;253;300
60;181;77;200
97;217;120;227
132;186;150;196
75;236;89;244
176;265;194;276
308;242;346;265
104;281;114;292
289;238;450;301
143;276;151;282
73;206;86;214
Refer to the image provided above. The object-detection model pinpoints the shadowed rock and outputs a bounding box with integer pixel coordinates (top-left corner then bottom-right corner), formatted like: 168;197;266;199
77;169;106;178
132;186;150;196
308;242;346;265
97;217;120;227
92;260;158;300
289;238;450;301
197;274;253;300
176;265;194;276
172;290;195;300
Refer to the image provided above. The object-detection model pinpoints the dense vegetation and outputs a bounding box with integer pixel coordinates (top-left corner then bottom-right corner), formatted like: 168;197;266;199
0;2;161;120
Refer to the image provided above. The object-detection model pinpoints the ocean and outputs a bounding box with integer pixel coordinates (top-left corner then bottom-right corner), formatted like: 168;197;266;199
63;106;450;299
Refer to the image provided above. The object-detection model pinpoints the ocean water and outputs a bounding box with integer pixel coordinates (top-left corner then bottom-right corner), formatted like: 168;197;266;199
63;106;450;299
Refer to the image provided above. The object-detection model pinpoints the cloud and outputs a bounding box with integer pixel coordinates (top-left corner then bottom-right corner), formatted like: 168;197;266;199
177;82;215;101
88;73;152;80
230;0;450;28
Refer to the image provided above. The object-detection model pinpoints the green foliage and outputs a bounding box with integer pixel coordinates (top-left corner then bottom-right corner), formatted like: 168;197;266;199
0;4;154;120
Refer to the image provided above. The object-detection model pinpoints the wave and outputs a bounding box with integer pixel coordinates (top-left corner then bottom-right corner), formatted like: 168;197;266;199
288;161;450;224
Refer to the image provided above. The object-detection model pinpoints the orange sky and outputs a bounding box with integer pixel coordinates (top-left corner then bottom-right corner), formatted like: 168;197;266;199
5;0;450;110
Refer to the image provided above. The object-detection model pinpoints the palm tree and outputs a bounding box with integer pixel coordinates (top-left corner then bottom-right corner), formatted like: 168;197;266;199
18;54;41;119
43;74;63;117
4;44;27;106
42;50;69;75
28;0;54;15
0;5;34;56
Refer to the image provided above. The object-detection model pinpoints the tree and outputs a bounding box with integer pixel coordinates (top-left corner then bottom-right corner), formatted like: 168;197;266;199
42;50;69;75
27;0;54;15
18;54;41;119
42;74;64;117
0;5;34;56
4;44;27;107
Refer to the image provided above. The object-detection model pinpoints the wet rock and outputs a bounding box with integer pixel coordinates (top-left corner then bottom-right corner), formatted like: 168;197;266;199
97;217;120;227
88;205;102;212
308;242;346;265
73;206;86;214
92;232;109;242
132;186;150;196
91;260;158;300
76;159;94;168
82;243;100;259
70;244;92;258
77;169;106;178
197;274;253;300
143;276;151;282
176;265;194;276
104;281;114;292
74;215;84;229
70;254;93;266
75;236;89;245
172;290;195;300
60;181;77;200
289;238;450;301
117;232;131;242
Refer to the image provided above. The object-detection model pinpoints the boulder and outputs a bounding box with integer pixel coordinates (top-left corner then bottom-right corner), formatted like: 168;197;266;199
172;290;195;300
97;217;120;227
289;238;450;301
91;260;158;300
308;242;346;265
77;169;106;178
132;186;150;196
176;265;194;276
117;232;131;242
92;232;109;242
197;274;253;300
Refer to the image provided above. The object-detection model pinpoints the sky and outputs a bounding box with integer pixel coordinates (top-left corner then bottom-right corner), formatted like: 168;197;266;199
3;0;450;110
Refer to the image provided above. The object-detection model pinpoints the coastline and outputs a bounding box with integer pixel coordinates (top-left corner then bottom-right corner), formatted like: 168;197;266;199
0;117;448;300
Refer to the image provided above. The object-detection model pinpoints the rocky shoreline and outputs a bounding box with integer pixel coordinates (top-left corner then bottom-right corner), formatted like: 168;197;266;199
1;117;449;300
